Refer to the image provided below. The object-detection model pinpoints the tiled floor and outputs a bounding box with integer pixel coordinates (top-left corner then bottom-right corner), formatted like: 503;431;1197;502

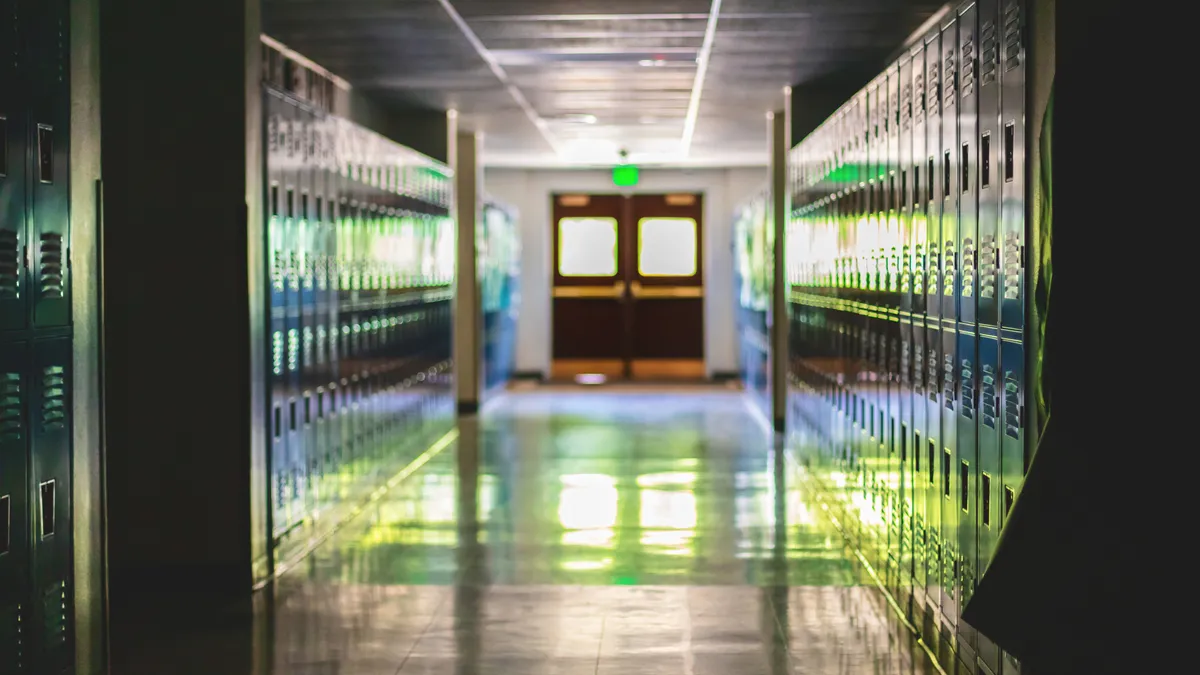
108;388;936;673
259;388;939;674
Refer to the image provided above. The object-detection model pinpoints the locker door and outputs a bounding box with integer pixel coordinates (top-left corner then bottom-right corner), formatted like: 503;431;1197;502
938;11;960;632
922;27;944;626
28;0;70;330
954;0;981;660
0;48;29;332
974;0;1004;669
29;338;72;672
899;48;920;613
909;40;929;623
266;93;289;539
0;343;29;672
998;0;1028;599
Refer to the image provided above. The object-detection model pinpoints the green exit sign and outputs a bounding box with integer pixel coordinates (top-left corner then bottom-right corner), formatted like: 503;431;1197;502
612;164;639;187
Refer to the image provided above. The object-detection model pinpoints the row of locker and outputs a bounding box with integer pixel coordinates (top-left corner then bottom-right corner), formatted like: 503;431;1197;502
479;202;520;398
1;0;77;672
728;1;1032;673
733;191;772;412
264;86;456;550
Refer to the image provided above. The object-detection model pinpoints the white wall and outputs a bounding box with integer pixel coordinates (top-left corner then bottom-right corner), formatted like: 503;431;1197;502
485;167;767;377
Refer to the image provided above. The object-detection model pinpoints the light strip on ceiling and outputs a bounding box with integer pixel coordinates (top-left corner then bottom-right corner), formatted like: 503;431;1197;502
435;0;562;155
680;0;723;157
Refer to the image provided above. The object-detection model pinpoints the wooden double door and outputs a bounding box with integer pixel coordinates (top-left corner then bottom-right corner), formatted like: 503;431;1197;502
551;193;705;380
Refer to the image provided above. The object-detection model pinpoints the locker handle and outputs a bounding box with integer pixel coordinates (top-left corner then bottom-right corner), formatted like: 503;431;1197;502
37;124;54;184
0;494;8;554
40;480;55;538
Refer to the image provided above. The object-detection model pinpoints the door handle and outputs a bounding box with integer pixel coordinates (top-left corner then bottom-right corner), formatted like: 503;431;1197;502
553;281;625;298
629;281;703;299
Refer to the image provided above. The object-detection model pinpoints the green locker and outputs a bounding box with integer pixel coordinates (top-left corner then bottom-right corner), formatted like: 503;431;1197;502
0;343;29;672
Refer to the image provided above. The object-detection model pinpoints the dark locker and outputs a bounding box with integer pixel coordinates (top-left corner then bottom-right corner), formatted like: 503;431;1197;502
29;338;72;672
938;9;960;633
999;0;1026;334
28;0;70;330
0;15;29;334
921;26;943;625
954;0;981;659
974;0;1004;669
0;343;30;672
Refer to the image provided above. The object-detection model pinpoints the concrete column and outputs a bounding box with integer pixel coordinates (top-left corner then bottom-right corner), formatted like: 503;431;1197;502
99;0;260;632
68;0;103;671
453;126;483;413
768;92;791;432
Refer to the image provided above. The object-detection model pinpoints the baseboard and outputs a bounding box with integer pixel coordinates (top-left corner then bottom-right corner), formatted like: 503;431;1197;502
710;370;740;382
511;370;545;381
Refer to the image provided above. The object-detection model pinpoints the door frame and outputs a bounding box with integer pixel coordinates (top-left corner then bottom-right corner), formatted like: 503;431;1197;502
548;190;708;380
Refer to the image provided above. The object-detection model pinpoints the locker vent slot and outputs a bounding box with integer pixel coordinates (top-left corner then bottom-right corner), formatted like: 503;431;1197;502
1003;2;1022;71
272;331;283;376
42;581;68;651
38;233;64;299
1004;485;1015;516
1003;231;1022;300
943;449;951;497
960;359;974;419
960;461;969;512
943;353;955;409
1004;123;1016;182
0;494;9;554
980;233;999;299
41;366;66;430
981;19;998;85
981;473;992;526
0;115;7;176
981;364;998;428
0;228;20;298
928;348;939;401
39;480;55;538
0;373;21;441
1004;371;1022;439
37;125;53;184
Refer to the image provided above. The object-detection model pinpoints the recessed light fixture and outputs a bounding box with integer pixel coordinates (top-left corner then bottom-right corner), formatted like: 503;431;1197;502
638;59;667;67
575;374;607;385
559;113;598;124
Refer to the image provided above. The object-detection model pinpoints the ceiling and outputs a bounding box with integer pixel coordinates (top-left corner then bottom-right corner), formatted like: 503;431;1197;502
264;0;946;168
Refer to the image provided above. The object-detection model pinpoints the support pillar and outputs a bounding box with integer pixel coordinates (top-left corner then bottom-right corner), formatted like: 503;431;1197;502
768;92;791;432
98;0;261;667
453;126;483;414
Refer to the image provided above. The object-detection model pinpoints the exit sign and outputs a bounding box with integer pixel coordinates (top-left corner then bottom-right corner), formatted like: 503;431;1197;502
612;164;639;187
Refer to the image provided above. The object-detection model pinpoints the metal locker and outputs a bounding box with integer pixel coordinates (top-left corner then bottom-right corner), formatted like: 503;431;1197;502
974;0;1004;669
998;0;1027;607
0;15;29;334
898;52;917;607
938;9;961;635
954;0;981;660
910;38;930;620
29;337;72;672
0;342;30;672
28;0;71;331
922;26;944;626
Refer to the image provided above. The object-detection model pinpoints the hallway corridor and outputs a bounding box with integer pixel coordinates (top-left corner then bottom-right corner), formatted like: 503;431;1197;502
257;388;938;674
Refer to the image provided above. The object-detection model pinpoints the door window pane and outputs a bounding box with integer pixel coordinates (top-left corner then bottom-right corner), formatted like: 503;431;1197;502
558;217;618;277
638;217;697;277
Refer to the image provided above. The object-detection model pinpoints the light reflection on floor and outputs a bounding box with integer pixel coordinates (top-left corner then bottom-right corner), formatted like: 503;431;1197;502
260;388;938;674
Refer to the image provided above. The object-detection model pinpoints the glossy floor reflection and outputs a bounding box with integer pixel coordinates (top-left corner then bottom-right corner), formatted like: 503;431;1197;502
264;388;939;674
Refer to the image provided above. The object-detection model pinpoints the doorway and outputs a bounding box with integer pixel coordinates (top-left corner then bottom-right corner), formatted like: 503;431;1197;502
551;193;705;381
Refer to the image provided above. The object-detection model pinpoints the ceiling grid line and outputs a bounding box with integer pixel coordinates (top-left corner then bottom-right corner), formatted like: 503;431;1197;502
435;0;563;155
